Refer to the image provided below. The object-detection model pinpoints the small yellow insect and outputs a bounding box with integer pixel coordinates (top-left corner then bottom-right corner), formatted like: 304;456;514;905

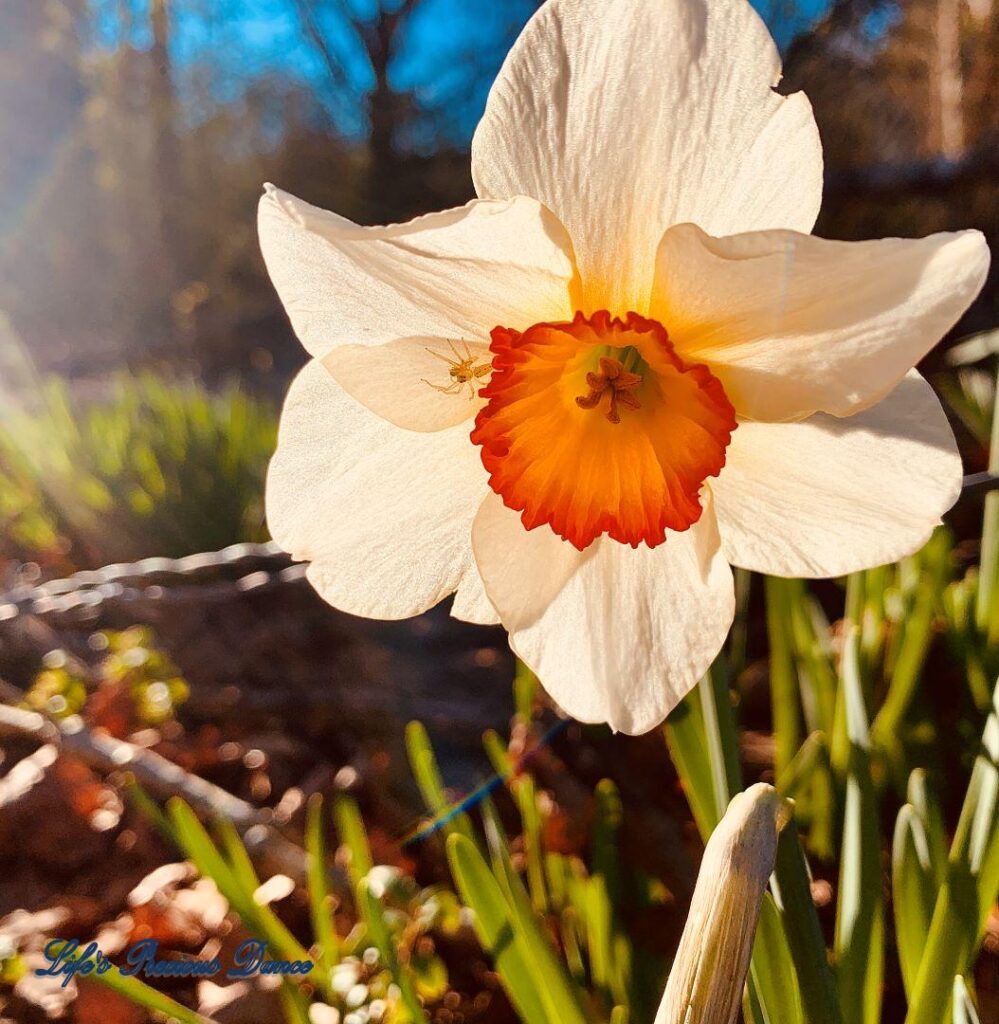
421;339;492;399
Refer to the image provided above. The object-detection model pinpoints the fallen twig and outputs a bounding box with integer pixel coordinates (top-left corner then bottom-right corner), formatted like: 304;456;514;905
0;703;313;884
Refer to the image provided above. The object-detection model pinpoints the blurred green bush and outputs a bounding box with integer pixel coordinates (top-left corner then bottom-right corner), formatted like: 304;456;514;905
0;373;277;569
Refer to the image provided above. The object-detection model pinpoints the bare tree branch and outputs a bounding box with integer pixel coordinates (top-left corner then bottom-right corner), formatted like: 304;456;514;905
291;0;351;93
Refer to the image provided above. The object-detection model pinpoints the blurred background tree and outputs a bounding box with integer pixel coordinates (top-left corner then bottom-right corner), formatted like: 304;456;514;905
779;0;998;344
0;0;994;387
0;0;542;385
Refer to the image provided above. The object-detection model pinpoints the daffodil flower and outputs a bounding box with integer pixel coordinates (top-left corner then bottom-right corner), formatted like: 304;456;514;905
261;0;989;734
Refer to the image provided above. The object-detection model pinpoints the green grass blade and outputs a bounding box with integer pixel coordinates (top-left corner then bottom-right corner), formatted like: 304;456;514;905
905;681;999;1024
773;585;837;855
561;905;587;985
892;803;937;998
609;930;633;1014
166;800;318;996
703;658;742;803
445;833;555;1024
747;894;804;1024
544;851;570;912
514;773;548;913
357;877;425;1022
215;820;314;969
730;567;753;680
305;794;339;983
277;980;312;1024
771;821;844;1024
859;564;890;677
122;780;174;843
91;964;209;1024
479;805;591;1024
906;869;981;1024
333;793;373;887
216;817;261;892
788;589;838;736
592;779;623;908
513;660;537;722
166;798;259;925
584;874;612;1001
872;540;950;778
833;631;883;1024
664;662;741;842
975;366;999;645
776;731;827;800
664;686;718;840
969;684;999;935
483;728;512;777
766;577;803;778
845;571;865;629
742;983;767;1024
406;721;477;845
907;769;949;890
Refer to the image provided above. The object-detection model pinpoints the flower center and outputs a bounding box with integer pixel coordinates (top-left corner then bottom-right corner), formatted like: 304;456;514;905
470;311;736;550
575;355;644;423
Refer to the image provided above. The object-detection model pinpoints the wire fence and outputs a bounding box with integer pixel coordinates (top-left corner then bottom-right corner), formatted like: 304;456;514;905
0;541;305;626
0;470;996;627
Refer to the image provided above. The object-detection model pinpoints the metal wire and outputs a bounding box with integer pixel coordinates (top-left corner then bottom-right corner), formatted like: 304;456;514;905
0;470;996;626
0;541;304;625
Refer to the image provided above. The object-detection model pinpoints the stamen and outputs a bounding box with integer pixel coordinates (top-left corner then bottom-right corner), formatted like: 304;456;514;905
599;357;621;379
575;355;643;424
607;392;622;424
614;371;643;391
575;391;603;410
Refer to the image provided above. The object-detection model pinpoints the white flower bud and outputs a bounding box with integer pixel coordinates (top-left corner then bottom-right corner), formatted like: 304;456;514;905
655;784;789;1024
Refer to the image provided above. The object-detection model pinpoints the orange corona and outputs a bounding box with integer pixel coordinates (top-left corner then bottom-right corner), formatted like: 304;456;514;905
471;311;737;550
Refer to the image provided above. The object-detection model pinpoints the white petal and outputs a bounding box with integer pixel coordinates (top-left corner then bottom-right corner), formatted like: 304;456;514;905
712;373;962;578
451;557;502;626
653;224;990;421
258;186;577;359
471;0;822;314
323;337;490;432
267;360;488;619
472;493;734;734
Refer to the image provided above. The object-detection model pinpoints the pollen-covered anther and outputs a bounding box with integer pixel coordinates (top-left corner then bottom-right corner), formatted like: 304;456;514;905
575;356;643;424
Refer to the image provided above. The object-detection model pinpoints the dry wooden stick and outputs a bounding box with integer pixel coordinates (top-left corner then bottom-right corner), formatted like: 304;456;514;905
0;702;312;884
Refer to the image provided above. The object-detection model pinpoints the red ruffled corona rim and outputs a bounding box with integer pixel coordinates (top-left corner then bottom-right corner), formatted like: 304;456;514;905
471;310;736;550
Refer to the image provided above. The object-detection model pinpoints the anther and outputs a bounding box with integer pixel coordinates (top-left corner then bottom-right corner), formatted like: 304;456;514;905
575;356;643;423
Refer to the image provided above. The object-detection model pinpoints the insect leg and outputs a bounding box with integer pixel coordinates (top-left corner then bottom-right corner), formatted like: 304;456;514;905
422;378;461;394
425;348;458;367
